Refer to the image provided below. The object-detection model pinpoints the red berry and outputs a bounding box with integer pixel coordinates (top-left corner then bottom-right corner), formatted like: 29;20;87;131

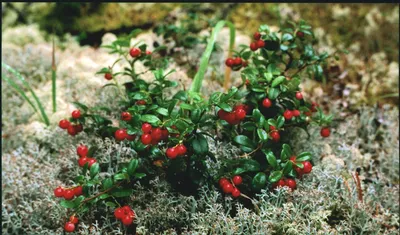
253;32;261;40
115;129;127;141
78;157;88;167
250;42;258;51
283;110;293;120
275;179;286;188
295;92;303;100
146;50;152;55
141;134;152;145
292;110;300;117
64;222;75;233
311;102;318;112
225;58;234;67
176;144;187;156
296;31;304;38
74;186;83;196
105;73;112;80
320;127;330;138
69;215;79;224
67;125;77;136
262;98;272;108
142;123;152;134
232;175;243;185
129;48;141;57
234;108;246;120
74;124;83;132
256;40;265;48
63;189;75;200
295;165;304;176
285;178;296;190
136;100;146;105
114;208;125;220
270;131;280;142
302;161;313;174
121;112;132;121
77;145;88;157
304;111;312;117
122;215;133;226
224;112;237;125
222;183;234;194
233;57;243;66
161;129;169;140
166;147;178;159
289;155;297;162
232;188;241;198
59;119;70;129
219;178;229;188
126;134;136;141
71;110;81;119
269;125;276;131
151;128;163;141
54;187;64;197
243;61;248;67
217;109;228;119
87;158;97;168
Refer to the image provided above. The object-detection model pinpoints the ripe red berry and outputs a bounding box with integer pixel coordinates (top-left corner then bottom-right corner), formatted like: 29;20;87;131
74;186;83;196
122;215;133;226
121;112;132;121
256;39;265;48
234;108;246;120
222;183;234;194
126;134;135;141
224;112;237;125
283;110;293;120
63;189;75;200
74;124;83;133
250;42;258;51
67;125;77;136
232;188;241;198
78;157;88;167
54;187;64;197
64;222;75;233
292;110;300;117
269;125;276;131
176;144;187;156
270;131;280;142
146;50;152;55
262;98;272;108
115;129;127;141
233;57;243;66
232;175;243;185
141;123;152;134
77;145;88;157
161;128;169;140
87;158;97;168
218;109;228;119
275;179;286;188
104;73;112;80
59;119;70;129
296;31;304;38
69;215;79;224
320;127;330;138
295;92;303;100
302;161;313;174
253;32;261;40
71;110;81;119
136;100;147;105
151;128;163;141
219;178;229;188
129;48;141;57
304;111;312;117
225;58;234;67
114;208;125;220
285;178;296;190
166;147;178;159
289;156;297;162
141;134;152;145
311;102;318;112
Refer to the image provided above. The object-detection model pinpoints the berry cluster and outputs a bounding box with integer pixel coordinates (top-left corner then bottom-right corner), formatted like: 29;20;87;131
129;47;152;58
217;104;250;125
58;110;83;136
272;178;297;190
140;123;169;145
76;144;97;168
114;206;135;226
249;31;265;51
54;185;83;200
225;57;247;71
165;144;187;159
290;156;313;177
218;175;242;198
115;128;136;141
64;216;79;233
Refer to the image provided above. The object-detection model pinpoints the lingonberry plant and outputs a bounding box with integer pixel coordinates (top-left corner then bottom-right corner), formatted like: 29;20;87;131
55;19;338;232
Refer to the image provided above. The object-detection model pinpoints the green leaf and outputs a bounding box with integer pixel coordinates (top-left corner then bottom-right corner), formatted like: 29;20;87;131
180;103;195;110
127;159;138;176
105;202;117;209
110;188;133;198
268;88;280;100
265;151;278;169
72;101;89;112
102;178;113;190
267;118;277;127
234;135;256;149
257;128;268;141
90;163;99;179
233;159;260;174
192;134;209;155
282;33;293;41
268;171;283;183
140;115;161;125
271;76;286;88
156;107;168;116
218;102;233;112
296;152;312;162
134;173;146;179
283;161;293;175
59;196;84;209
276;115;285;128
99;194;111;199
282;144;292;159
173;90;188;101
114;173;129;181
252;172;267;190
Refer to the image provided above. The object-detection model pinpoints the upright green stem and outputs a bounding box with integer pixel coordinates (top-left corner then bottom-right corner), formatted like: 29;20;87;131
52;36;57;113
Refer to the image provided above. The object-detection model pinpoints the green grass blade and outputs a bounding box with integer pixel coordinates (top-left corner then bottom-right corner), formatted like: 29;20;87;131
52;36;57;113
190;20;236;94
2;62;50;126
